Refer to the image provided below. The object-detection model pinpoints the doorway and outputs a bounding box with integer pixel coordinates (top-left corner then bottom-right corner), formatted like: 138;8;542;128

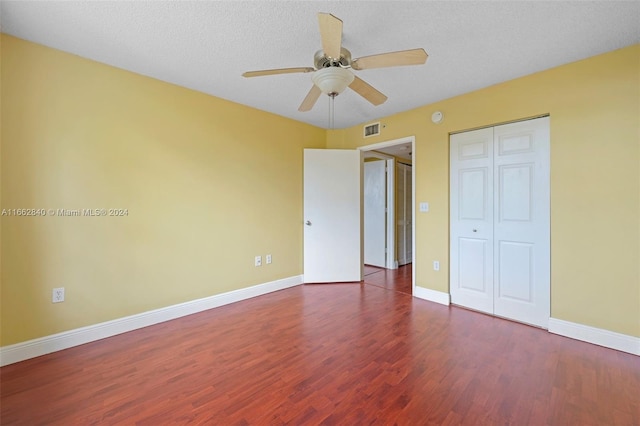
359;136;415;295
363;152;394;269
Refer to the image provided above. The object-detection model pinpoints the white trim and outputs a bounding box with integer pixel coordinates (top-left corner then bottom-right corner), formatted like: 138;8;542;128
548;318;640;356
357;136;415;155
0;275;303;366
362;151;393;160
413;286;451;306
411;139;415;295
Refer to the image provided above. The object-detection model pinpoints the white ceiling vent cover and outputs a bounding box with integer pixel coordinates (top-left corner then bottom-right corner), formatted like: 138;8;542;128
364;122;381;138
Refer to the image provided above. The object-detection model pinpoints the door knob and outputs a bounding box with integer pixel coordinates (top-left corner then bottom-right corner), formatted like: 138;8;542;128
305;220;312;226
472;229;477;232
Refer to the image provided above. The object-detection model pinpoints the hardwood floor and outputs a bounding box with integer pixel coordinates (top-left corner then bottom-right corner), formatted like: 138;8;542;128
363;264;412;295
2;275;638;425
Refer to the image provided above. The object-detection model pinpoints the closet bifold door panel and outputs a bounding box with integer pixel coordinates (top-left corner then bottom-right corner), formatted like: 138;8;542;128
493;119;550;327
450;127;495;315
450;117;550;328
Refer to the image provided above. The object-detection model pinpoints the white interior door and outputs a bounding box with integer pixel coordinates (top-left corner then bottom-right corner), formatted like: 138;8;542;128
493;118;550;327
304;149;362;283
450;128;495;314
450;117;550;327
364;160;386;267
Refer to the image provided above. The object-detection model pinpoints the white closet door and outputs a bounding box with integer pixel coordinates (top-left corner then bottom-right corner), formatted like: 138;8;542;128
450;117;550;328
493;118;550;327
450;128;495;314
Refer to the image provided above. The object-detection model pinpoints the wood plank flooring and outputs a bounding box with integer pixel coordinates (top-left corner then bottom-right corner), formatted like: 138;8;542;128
2;269;639;425
363;264;412;295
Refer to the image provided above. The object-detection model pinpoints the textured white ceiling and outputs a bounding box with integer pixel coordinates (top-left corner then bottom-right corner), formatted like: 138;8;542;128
1;1;638;129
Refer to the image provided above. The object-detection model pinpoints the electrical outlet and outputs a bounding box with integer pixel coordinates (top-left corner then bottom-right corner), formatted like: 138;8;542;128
255;256;262;267
266;254;272;264
52;287;65;303
433;261;440;271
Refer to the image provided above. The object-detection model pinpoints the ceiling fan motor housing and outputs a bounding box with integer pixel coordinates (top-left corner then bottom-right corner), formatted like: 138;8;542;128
314;47;352;69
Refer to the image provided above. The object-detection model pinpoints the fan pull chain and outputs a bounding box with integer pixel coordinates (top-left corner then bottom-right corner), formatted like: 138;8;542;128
329;93;336;129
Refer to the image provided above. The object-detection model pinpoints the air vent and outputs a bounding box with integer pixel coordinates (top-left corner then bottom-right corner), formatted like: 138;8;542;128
363;122;380;138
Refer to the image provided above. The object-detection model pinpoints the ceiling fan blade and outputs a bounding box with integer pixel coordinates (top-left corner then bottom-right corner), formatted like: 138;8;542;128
348;76;388;106
298;85;322;112
352;48;428;70
242;67;315;78
318;13;343;59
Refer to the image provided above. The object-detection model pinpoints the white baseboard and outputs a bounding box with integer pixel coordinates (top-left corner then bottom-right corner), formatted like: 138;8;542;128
548;318;640;356
0;275;303;367
413;286;450;306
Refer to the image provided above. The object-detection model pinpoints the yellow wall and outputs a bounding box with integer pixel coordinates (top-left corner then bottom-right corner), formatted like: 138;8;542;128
328;44;640;337
0;35;325;345
2;34;638;346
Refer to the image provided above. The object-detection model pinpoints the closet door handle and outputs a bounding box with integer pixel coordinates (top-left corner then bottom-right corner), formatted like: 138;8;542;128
305;220;312;226
472;229;477;232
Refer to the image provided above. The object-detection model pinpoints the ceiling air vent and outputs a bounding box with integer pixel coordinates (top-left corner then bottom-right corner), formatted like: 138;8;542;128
363;122;380;138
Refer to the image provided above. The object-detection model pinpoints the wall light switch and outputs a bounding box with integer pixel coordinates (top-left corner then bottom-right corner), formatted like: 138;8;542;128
420;202;429;212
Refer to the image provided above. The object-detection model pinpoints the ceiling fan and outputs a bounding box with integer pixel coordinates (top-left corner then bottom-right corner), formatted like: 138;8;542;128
242;13;428;112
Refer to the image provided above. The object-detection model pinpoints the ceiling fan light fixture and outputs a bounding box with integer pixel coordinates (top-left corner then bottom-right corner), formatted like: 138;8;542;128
312;67;354;96
243;13;427;113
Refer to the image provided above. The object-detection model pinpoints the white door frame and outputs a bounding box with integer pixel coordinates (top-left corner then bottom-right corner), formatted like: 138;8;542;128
358;136;416;293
